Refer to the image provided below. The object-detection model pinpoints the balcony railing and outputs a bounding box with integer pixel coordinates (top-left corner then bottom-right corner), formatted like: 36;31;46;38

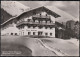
16;21;55;26
32;15;50;18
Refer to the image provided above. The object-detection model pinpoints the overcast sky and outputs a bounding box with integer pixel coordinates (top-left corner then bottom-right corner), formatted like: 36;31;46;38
19;1;79;18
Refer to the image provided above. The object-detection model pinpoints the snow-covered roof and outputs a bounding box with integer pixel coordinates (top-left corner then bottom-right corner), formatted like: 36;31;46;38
1;4;77;26
1;6;61;26
1;16;17;25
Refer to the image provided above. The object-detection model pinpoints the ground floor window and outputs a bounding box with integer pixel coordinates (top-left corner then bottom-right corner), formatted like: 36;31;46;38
15;33;17;35
11;33;13;35
45;33;48;36
50;33;52;36
28;32;31;35
38;32;43;36
33;32;35;35
23;32;24;35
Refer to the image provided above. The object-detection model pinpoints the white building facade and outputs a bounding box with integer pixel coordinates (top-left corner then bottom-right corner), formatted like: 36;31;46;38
1;6;60;38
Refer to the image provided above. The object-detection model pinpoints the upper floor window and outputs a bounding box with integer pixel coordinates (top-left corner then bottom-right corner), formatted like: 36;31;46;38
24;18;27;21
50;27;53;29
42;20;46;23
47;21;50;23
45;27;48;29
46;14;47;16
35;20;38;23
33;26;35;29
39;26;42;29
28;26;31;28
40;13;41;17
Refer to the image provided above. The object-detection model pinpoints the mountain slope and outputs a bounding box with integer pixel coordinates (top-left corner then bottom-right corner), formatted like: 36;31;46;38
1;1;30;16
1;8;12;23
45;6;77;23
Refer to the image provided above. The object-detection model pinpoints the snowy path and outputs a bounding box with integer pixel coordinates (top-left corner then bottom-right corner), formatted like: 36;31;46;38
40;38;79;56
37;39;68;56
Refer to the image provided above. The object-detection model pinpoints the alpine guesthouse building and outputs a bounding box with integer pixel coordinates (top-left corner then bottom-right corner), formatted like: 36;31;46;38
1;6;60;38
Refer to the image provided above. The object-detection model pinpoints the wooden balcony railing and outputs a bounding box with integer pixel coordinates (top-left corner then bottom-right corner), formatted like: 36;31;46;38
16;21;55;26
32;15;50;18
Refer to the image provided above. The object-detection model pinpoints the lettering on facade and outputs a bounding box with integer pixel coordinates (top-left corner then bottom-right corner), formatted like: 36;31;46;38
26;30;37;31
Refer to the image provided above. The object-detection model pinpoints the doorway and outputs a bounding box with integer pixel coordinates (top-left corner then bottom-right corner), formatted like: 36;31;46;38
38;31;43;36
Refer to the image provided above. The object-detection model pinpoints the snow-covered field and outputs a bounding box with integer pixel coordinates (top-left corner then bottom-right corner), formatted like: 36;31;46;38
40;38;79;56
66;38;79;47
1;36;79;56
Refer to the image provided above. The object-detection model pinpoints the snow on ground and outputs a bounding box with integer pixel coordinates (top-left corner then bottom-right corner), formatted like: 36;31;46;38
1;36;57;56
40;38;79;56
66;38;79;47
1;36;79;56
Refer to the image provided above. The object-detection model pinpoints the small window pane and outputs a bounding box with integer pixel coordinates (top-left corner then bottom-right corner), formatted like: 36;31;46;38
28;32;31;35
50;33;52;36
33;32;35;35
45;33;48;35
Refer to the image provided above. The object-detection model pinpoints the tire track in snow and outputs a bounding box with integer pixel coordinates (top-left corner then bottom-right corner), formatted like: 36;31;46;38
37;39;68;56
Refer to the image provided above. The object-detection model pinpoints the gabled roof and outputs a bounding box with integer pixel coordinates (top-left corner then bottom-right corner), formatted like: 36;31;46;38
17;6;61;20
1;6;61;26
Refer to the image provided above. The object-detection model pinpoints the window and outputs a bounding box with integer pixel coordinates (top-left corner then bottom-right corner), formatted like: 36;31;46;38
33;32;35;35
11;33;13;35
43;21;46;23
39;13;41;17
35;20;38;22
23;32;24;35
28;19;31;22
46;21;47;23
33;26;35;29
28;32;31;35
50;27;52;29
15;33;17;35
46;14;47;16
45;27;48;29
39;26;42;29
28;26;31;28
45;33;48;35
50;33;52;36
22;26;24;29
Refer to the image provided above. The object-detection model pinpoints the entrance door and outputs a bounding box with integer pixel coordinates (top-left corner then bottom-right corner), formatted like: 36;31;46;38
38;31;43;36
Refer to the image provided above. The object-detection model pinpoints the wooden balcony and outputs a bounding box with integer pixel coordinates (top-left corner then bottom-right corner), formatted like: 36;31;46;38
16;21;55;26
32;15;50;18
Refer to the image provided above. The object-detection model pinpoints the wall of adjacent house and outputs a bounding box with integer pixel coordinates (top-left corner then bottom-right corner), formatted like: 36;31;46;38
1;21;19;36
